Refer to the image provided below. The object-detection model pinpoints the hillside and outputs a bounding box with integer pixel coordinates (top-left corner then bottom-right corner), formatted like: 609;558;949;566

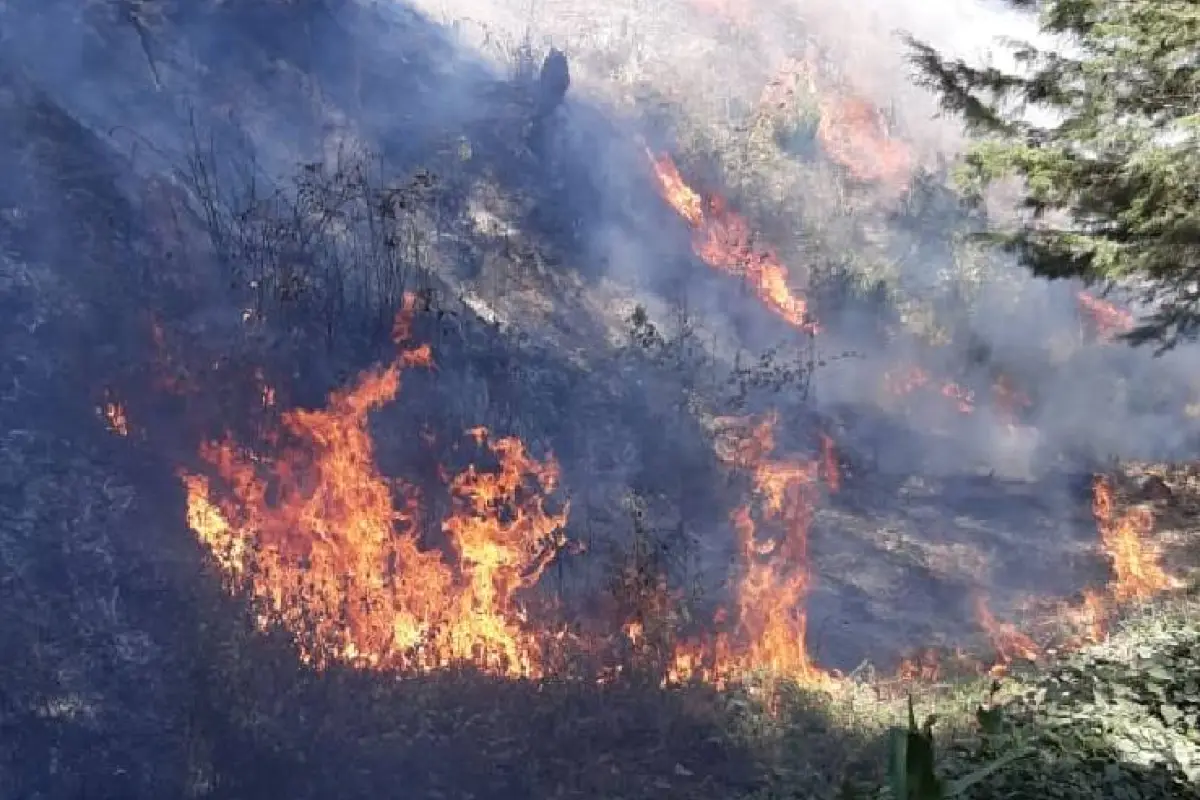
0;1;1198;799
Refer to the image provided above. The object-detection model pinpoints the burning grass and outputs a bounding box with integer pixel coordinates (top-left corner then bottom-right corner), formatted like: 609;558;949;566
153;290;1187;693
6;4;1196;797
98;75;1191;800
131;283;1197;798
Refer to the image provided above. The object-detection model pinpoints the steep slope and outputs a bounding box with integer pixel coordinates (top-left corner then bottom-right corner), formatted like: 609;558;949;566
1;2;1198;799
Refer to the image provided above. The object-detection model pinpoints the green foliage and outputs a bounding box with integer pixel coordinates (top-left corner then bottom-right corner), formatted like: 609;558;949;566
906;0;1200;350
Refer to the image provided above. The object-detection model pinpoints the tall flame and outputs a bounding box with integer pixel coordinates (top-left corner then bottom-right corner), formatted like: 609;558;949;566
670;414;834;688
966;476;1177;675
1091;476;1173;603
815;94;912;193
181;296;569;677
755;56;914;196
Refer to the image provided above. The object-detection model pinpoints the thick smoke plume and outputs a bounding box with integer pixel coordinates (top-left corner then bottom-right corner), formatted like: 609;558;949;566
419;0;1200;468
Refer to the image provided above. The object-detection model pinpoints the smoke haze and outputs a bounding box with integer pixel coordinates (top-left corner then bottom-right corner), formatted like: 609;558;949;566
2;0;1195;677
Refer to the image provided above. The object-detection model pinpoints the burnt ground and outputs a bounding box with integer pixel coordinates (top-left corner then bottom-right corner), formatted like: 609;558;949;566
0;7;855;797
2;2;1199;799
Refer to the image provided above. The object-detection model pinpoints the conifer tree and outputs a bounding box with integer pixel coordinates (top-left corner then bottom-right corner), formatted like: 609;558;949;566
907;0;1200;350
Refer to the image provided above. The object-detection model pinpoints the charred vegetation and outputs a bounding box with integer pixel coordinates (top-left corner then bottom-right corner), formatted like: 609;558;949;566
1;1;1198;799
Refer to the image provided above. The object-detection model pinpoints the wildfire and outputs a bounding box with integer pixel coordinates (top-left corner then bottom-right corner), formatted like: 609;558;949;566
647;152;818;334
1077;291;1133;339
1064;589;1109;647
973;595;1040;674
1091;476;1174;603
141;241;1168;695
670;414;836;688
149;316;195;396
897;648;943;683
757;56;914;196
100;397;129;436
181;296;569;677
883;366;975;414
961;476;1175;676
815;93;912;193
991;373;1032;425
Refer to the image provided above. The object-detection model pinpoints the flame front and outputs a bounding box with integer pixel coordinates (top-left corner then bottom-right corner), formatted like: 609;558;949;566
965;477;1176;674
149;133;1168;691
648;153;817;334
181;297;568;677
670;414;834;688
973;595;1040;674
1092;476;1173;603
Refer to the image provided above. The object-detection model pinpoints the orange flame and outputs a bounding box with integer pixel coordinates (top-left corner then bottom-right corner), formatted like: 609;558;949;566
647;152;818;334
897;648;942;683
758;57;914;195
816;95;913;193
819;433;840;494
149;317;195;396
100;398;129;436
1091;476;1173;603
883;366;975;414
670;414;833;688
973;595;1040;674
1077;292;1133;339
1064;589;1109;646
181;296;569;677
253;368;276;407
964;476;1176;675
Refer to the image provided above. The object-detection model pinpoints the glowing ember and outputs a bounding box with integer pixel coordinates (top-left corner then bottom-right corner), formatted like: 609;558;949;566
819;433;840;493
181;296;569;677
100;397;129;436
991;373;1031;424
149;317;195;396
1091;476;1174;603
883;366;975;414
1077;291;1133;339
647;152;818;334
897;648;942;683
253;368;276;407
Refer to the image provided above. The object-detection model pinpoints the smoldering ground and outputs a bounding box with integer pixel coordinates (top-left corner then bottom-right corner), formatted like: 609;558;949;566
1;1;1198;795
